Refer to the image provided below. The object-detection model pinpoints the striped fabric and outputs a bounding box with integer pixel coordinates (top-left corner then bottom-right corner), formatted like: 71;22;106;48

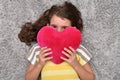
26;43;92;65
76;45;92;62
41;54;87;80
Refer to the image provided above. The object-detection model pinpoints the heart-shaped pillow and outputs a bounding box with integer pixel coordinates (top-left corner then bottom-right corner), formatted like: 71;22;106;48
37;26;82;64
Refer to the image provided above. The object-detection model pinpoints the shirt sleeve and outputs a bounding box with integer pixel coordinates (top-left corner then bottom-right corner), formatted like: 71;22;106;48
76;54;87;66
76;45;93;62
26;43;41;65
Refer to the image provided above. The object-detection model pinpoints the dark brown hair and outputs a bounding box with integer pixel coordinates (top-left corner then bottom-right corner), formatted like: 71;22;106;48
18;2;83;45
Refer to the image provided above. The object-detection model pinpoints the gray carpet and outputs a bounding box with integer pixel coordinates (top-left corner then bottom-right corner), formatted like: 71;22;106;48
0;0;120;80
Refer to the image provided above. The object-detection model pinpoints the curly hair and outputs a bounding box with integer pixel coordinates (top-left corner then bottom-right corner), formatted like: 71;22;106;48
18;2;83;45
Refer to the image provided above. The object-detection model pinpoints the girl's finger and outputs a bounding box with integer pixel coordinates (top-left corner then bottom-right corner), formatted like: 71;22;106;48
43;52;52;57
69;46;75;53
42;48;51;53
62;51;70;58
64;47;73;56
44;56;53;61
40;47;47;53
40;47;51;54
60;56;68;62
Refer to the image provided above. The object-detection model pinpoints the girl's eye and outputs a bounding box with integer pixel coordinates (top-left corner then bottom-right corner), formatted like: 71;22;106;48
63;26;67;29
51;25;57;28
53;26;57;28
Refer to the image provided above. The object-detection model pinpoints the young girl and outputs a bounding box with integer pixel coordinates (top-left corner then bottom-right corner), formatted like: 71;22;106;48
18;2;95;80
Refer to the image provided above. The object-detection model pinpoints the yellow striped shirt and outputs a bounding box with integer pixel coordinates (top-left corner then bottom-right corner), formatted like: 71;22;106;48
41;54;87;80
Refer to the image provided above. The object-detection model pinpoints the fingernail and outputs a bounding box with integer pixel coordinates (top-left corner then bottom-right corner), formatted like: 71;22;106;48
44;46;47;48
48;48;51;50
64;48;66;50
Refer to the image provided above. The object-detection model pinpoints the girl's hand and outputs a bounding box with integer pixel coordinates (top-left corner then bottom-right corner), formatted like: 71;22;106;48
38;47;53;67
60;46;79;67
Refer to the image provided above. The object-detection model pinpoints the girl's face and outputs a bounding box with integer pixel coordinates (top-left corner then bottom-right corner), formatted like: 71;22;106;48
49;15;71;32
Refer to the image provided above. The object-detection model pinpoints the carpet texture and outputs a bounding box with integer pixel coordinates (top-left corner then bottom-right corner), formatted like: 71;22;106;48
0;0;120;80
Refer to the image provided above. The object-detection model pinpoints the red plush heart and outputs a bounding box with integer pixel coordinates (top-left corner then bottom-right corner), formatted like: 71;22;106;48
37;26;82;64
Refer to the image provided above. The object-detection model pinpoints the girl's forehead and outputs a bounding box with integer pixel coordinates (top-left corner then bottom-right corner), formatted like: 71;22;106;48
50;15;71;25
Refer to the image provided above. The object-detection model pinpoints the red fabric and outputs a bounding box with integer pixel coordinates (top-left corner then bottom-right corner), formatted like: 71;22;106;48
37;26;82;64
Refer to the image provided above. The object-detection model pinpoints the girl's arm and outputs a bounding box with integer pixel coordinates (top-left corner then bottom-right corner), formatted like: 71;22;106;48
73;62;95;80
25;63;43;80
25;47;52;80
61;47;95;80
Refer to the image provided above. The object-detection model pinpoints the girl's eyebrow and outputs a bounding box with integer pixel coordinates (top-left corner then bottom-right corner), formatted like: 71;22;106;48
62;26;68;28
